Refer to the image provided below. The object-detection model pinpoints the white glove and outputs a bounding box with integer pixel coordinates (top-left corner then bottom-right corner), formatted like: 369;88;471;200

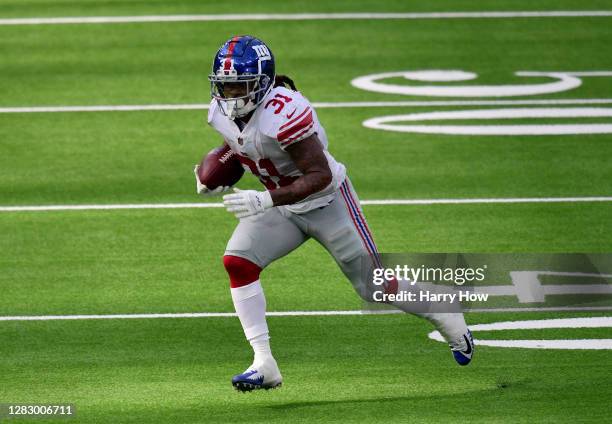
223;188;273;219
194;165;230;197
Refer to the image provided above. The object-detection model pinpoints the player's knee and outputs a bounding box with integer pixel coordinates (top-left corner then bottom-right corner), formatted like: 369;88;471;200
223;255;262;288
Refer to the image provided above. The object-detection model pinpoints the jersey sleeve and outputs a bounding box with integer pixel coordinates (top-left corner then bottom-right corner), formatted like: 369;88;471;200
261;89;316;150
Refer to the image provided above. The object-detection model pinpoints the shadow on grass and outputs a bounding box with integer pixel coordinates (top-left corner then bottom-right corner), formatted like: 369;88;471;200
265;384;518;411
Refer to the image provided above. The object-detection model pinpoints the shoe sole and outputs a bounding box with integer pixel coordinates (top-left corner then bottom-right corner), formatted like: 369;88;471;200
233;381;282;392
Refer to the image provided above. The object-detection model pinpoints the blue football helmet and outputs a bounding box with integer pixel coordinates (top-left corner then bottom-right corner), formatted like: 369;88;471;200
209;36;275;120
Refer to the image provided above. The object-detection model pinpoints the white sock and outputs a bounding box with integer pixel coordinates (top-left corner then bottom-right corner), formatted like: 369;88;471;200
230;280;273;366
391;279;468;344
420;312;468;345
250;333;273;366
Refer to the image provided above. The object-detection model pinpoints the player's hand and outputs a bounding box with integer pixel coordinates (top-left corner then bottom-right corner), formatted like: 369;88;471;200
223;188;273;219
194;165;230;196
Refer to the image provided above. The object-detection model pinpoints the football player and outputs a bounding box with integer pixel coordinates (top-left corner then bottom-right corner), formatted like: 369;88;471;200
195;35;474;391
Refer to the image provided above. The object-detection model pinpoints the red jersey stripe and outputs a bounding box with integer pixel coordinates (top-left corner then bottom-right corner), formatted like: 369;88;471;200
279;107;310;131
277;110;313;141
280;122;314;146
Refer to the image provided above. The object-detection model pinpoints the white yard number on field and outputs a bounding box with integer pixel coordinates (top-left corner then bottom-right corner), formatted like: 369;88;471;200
351;70;612;135
429;317;612;350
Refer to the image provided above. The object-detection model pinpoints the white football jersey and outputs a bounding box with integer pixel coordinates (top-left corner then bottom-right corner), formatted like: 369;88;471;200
207;86;346;213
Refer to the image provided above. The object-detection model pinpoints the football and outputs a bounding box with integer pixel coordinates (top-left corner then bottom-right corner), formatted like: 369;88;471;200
197;144;245;189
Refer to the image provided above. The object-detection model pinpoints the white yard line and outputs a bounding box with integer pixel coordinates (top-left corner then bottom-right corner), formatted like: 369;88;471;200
3;99;612;114
0;310;364;322
0;203;224;212
1;307;610;322
1;11;611;26
362;197;612;205
1;197;611;212
0;104;211;113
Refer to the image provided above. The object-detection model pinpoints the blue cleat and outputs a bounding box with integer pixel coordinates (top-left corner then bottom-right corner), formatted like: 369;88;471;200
450;329;475;366
231;359;283;392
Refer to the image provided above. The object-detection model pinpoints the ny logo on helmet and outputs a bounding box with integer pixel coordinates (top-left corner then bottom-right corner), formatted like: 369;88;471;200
253;45;271;60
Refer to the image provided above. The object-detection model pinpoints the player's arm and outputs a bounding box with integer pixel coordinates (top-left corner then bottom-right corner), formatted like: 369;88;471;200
221;134;332;218
269;133;332;206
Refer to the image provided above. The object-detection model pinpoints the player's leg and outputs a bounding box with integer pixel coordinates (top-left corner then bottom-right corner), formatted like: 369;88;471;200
224;206;308;390
302;178;474;365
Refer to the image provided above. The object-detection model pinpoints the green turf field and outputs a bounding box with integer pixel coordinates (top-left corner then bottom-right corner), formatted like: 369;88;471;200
1;1;611;423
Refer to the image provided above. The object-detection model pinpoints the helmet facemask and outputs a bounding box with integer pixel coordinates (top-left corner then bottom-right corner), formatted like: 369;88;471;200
209;73;271;120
